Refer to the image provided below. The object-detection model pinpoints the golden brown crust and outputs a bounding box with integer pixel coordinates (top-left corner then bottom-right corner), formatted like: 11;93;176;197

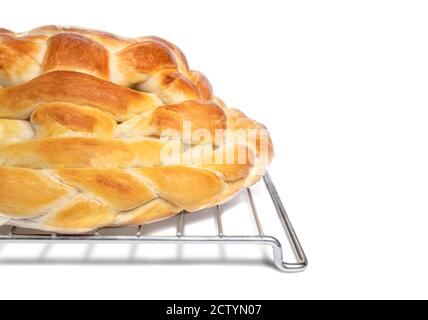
44;33;110;80
140;36;190;73
0;26;273;233
0;137;174;169
0;137;133;169
55;169;156;211
29;25;135;51
138;37;212;100
117;41;177;84
0;71;161;121
31;102;117;138
153;100;226;142
136;69;202;104
136;166;225;211
0;34;43;86
189;71;213;100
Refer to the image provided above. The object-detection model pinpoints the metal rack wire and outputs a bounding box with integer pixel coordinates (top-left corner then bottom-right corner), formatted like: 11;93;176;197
0;172;308;272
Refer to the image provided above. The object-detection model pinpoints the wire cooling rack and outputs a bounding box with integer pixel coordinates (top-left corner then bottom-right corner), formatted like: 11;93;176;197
0;173;308;272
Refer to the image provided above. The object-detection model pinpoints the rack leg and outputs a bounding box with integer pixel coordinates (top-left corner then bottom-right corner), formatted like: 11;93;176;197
263;173;308;271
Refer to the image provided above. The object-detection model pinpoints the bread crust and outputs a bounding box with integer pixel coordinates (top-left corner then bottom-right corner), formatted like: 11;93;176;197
0;26;274;233
0;71;162;121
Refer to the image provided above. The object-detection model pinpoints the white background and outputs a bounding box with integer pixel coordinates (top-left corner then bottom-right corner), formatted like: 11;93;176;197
1;0;428;300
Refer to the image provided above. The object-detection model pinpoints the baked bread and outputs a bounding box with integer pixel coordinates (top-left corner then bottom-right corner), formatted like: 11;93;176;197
0;26;273;233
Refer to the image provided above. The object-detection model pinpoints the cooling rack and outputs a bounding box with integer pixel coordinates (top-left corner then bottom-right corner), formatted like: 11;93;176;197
0;173;308;272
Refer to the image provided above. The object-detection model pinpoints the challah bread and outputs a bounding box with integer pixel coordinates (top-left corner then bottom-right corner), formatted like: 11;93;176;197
0;26;274;233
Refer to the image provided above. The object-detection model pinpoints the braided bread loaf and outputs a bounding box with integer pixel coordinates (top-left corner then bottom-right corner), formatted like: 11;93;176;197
0;26;273;233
